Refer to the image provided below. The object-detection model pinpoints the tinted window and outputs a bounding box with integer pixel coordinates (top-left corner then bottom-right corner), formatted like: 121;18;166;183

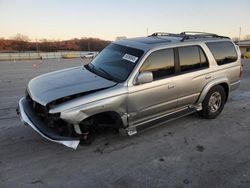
87;44;144;82
178;46;209;73
206;41;237;65
140;49;175;80
200;47;209;68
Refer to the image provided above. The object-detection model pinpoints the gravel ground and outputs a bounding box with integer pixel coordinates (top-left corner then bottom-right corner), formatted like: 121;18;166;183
0;58;250;188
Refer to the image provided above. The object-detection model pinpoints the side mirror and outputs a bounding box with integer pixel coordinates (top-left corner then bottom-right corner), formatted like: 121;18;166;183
136;71;153;85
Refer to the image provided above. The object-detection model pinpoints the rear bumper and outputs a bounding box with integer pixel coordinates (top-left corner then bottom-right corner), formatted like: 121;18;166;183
18;97;80;149
230;80;241;92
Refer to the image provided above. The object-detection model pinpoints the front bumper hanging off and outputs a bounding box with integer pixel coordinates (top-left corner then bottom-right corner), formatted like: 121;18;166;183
18;97;80;149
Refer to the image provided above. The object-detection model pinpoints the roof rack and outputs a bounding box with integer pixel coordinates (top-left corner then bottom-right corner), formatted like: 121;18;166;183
150;32;182;38
149;31;230;42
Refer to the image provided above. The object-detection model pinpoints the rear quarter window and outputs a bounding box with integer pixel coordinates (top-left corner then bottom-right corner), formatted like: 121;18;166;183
206;41;237;65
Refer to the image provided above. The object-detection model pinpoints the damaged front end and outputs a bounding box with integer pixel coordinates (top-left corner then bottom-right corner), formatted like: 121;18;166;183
17;65;122;149
18;96;82;149
17;65;119;149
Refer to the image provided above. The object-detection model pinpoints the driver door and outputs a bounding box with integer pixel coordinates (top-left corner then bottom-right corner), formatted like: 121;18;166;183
127;48;178;126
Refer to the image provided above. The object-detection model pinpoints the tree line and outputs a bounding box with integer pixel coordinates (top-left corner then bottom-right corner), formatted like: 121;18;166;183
2;33;248;53
0;37;111;52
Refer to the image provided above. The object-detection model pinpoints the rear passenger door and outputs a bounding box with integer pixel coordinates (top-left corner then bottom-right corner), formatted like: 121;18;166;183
175;45;211;107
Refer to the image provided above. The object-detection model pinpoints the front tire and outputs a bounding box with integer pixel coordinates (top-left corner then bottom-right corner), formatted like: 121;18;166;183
198;85;226;119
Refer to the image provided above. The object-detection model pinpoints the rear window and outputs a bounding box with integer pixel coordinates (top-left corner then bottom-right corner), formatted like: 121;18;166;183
206;41;237;65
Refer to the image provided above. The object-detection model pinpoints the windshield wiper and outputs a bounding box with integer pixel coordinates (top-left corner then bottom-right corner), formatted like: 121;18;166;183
85;63;121;83
85;63;97;74
96;67;120;82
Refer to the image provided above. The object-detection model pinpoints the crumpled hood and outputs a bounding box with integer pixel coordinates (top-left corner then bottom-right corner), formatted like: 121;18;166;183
28;66;116;106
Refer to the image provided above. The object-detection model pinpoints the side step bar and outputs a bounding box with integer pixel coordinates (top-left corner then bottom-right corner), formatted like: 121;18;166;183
127;107;197;135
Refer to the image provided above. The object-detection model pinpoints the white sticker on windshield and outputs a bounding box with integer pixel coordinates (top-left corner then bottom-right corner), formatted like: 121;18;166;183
122;54;138;63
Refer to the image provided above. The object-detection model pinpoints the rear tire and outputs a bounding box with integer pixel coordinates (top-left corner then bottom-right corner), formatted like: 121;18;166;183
198;85;226;119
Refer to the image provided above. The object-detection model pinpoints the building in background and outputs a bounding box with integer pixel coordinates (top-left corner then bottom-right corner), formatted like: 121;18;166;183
238;40;250;58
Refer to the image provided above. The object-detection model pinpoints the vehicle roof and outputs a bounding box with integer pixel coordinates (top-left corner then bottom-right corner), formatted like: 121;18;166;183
114;33;232;52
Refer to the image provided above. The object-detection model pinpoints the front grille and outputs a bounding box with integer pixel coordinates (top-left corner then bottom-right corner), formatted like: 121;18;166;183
26;92;49;117
25;94;77;138
32;101;49;117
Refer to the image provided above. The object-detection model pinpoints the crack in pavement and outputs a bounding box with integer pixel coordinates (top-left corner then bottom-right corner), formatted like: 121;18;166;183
0;107;17;111
0;116;17;121
30;179;44;185
94;142;138;154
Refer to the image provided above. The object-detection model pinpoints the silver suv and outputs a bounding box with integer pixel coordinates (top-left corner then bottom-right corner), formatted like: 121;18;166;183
18;32;243;149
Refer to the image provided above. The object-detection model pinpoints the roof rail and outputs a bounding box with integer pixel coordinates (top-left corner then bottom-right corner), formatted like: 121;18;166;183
150;32;181;37
180;31;218;36
149;31;230;42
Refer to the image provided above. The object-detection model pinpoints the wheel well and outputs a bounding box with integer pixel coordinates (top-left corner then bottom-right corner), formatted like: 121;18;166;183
79;111;124;130
219;83;229;102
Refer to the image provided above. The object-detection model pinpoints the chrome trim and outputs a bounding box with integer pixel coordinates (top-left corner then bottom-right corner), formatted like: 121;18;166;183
18;97;80;149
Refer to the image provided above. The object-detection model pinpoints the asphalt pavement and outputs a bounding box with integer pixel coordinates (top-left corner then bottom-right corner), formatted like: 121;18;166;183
0;58;250;188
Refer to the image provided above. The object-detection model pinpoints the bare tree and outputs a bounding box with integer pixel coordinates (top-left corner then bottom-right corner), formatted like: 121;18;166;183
244;35;250;40
11;33;30;41
232;37;239;42
116;36;127;41
10;33;30;52
0;36;110;52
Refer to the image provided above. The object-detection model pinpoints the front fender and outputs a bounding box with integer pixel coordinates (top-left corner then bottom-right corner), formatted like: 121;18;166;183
197;77;229;104
59;95;127;125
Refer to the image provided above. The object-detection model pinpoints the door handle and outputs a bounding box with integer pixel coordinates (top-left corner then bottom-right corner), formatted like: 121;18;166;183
205;75;212;79
168;84;175;89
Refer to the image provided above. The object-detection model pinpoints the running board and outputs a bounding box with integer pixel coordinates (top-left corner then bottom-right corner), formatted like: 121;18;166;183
127;107;197;135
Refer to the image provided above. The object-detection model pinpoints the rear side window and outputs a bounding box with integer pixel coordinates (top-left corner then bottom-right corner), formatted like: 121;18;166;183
206;41;237;65
178;46;209;73
140;48;175;80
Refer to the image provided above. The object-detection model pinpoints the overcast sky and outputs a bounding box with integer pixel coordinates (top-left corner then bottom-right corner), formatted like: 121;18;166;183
0;0;249;40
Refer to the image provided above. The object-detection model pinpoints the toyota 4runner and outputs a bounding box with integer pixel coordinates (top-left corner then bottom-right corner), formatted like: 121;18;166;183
18;32;243;149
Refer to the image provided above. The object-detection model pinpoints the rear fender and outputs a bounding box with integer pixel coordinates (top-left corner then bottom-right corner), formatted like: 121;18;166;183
197;77;229;104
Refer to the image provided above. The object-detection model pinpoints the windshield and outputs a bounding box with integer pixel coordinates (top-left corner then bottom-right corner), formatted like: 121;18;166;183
85;43;144;82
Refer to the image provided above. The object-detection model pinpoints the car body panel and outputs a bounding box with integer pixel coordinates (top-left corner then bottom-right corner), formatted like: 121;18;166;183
28;66;117;106
48;84;128;125
127;77;178;126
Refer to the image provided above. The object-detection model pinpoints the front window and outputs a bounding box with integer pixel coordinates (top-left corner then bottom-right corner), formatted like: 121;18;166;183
85;44;144;82
140;48;175;80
